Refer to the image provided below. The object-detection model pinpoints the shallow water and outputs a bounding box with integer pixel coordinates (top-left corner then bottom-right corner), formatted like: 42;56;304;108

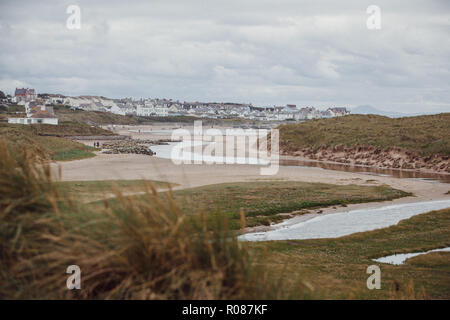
373;247;450;265
239;199;450;242
150;141;269;165
280;159;450;184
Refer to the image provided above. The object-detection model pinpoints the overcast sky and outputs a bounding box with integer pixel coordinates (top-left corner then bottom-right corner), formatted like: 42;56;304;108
1;0;449;113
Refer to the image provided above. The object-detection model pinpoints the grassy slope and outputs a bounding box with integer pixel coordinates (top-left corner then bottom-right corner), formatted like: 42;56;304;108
279;113;450;156
54;105;140;125
0;106;118;161
256;208;450;299
0;123;98;161
100;181;411;229
27;121;114;137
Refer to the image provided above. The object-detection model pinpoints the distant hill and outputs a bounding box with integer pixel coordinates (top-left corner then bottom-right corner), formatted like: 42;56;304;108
351;105;409;118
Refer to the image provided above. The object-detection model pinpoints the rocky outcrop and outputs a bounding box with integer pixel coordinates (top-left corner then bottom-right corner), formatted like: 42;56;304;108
280;143;450;173
100;138;181;155
134;138;179;145
102;141;155;156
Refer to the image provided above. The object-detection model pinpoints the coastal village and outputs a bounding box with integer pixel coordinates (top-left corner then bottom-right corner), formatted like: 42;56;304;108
2;88;350;125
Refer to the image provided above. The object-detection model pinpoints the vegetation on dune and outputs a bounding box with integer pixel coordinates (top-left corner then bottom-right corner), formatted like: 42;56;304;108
101;181;411;229
279;113;450;157
257;207;450;299
0;120;112;137
54;105;140;125
1;106;117;161
0;123;98;161
0;144;305;299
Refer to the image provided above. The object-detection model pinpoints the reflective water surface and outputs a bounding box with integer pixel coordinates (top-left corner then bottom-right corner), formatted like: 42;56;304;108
240;200;450;242
373;247;450;265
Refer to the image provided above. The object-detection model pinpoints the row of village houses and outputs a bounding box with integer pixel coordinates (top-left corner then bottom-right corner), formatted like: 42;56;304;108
6;88;350;125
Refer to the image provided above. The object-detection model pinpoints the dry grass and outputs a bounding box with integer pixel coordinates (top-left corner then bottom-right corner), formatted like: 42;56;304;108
0;143;305;299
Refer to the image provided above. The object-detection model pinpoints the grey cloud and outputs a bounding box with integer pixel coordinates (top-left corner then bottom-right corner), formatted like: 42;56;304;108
0;0;449;113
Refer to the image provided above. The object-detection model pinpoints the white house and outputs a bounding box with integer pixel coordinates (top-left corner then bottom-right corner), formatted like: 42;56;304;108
111;103;135;115
8;117;58;125
9;104;58;125
136;103;169;117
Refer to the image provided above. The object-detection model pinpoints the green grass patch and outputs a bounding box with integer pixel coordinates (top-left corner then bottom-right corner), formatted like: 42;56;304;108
52;149;96;161
100;181;411;229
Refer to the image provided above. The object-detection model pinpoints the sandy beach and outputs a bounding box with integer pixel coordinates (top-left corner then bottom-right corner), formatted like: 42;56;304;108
53;124;450;233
